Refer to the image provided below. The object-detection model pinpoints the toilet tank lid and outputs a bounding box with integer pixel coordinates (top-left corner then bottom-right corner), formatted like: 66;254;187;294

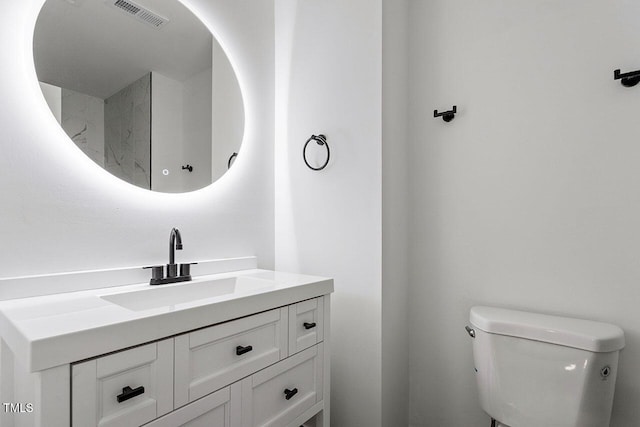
470;306;625;352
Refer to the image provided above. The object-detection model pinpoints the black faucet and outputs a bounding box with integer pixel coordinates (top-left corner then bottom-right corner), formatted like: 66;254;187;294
144;228;195;285
167;228;183;277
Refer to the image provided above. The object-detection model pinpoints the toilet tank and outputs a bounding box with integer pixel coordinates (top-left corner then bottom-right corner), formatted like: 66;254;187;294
469;306;625;427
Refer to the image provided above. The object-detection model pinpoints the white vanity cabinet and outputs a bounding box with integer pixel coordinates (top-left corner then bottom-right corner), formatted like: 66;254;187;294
0;267;333;427
68;296;329;427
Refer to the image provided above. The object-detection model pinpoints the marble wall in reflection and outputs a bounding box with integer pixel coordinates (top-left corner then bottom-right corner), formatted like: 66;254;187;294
61;88;104;167
104;73;151;190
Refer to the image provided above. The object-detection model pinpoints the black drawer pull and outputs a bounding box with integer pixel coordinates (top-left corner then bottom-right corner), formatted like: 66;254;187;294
117;385;145;403
303;322;316;330
284;388;298;400
236;345;253;356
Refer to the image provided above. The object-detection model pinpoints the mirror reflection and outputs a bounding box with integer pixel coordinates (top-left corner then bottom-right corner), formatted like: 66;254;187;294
34;0;244;193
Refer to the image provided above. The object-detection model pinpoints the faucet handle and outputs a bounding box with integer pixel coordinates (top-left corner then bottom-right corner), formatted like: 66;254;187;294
143;265;164;281
179;262;198;277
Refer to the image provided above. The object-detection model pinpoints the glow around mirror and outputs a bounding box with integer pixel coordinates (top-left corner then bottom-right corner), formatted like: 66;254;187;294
33;0;245;193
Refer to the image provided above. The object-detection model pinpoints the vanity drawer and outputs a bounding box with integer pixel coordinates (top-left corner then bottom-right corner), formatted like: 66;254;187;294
145;384;240;427
289;297;324;355
240;343;323;427
174;307;288;407
71;339;174;427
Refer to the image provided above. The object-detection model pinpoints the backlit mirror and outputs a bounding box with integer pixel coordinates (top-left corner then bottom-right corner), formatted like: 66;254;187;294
34;0;244;193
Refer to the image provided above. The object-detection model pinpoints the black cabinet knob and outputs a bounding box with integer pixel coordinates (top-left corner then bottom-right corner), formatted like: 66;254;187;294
116;385;145;403
236;345;253;356
284;388;298;400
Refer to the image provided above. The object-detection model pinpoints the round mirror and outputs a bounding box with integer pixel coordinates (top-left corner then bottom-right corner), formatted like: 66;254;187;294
33;0;244;193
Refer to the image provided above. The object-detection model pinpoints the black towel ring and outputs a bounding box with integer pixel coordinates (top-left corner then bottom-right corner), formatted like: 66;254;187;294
228;152;238;169
303;134;330;171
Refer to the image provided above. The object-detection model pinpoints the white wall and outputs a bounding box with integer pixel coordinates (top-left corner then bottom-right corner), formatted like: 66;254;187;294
274;0;383;425
152;69;213;193
382;0;409;425
0;0;274;287
182;67;213;190
407;1;640;426
158;38;245;188
212;40;244;182
152;72;186;192
154;56;243;193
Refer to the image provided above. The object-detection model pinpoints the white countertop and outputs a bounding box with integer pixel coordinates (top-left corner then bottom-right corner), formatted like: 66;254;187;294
0;269;333;372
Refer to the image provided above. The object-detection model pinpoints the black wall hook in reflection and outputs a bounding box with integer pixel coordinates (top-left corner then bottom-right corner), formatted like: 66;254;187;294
434;106;457;122
614;69;640;87
182;165;193;172
228;152;238;169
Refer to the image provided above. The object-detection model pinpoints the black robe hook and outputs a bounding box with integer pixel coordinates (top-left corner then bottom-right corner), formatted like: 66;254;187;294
614;69;640;87
434;105;457;122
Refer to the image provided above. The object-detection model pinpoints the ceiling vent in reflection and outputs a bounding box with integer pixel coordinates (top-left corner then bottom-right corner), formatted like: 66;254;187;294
106;0;169;29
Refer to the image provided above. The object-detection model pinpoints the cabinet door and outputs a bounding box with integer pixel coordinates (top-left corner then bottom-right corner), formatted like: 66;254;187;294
71;339;173;427
145;384;241;427
240;344;323;427
289;297;323;355
175;307;288;407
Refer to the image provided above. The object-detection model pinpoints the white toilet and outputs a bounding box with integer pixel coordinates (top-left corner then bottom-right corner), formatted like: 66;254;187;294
466;306;625;427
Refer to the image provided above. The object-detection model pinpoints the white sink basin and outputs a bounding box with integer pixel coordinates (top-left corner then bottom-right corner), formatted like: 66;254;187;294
100;276;275;311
